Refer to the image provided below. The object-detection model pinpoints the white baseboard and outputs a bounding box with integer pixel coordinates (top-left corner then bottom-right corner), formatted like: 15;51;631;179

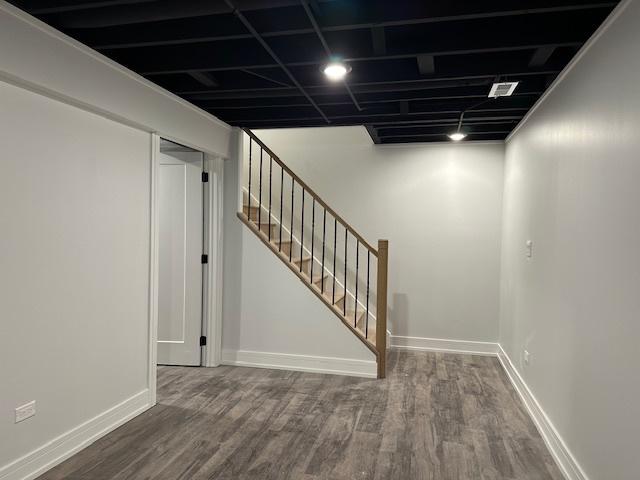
221;349;377;378
497;346;586;480
0;389;152;480
390;335;499;356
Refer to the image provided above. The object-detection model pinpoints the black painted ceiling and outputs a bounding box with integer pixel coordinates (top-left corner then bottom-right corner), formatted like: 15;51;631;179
10;0;618;143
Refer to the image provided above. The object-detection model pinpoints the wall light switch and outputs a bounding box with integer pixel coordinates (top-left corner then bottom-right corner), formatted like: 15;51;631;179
523;350;531;366
525;240;533;258
15;400;36;423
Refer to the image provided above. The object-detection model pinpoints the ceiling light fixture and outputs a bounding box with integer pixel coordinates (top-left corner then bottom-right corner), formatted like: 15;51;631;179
323;62;350;81
448;132;467;142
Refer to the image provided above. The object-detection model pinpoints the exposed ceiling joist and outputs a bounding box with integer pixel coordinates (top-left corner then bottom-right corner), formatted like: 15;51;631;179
417;55;435;75
528;46;557;67
371;27;386;56
379;130;512;139
74;3;617;49
365;125;381;144
138;42;583;75
187;71;218;87
223;0;330;123
239;69;292;87
11;0;617;144
300;0;362;111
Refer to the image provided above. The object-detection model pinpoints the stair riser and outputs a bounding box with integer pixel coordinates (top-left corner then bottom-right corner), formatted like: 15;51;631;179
257;223;278;237
293;260;311;276
272;240;293;257
243;205;260;221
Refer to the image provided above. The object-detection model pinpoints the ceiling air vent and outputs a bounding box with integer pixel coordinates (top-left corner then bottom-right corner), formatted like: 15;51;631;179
488;82;519;98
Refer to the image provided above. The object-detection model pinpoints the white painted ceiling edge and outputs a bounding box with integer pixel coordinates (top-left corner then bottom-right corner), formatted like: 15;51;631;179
0;0;232;157
506;0;633;143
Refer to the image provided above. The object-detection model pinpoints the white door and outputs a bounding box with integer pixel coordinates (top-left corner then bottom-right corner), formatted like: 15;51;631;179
157;150;203;366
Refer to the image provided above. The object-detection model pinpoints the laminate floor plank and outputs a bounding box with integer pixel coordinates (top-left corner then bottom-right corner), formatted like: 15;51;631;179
37;351;563;480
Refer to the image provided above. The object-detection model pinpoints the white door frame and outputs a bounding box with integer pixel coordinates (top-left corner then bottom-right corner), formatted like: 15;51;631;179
148;134;225;405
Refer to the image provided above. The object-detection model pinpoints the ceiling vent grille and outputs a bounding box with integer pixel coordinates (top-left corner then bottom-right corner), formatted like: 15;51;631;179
488;82;519;98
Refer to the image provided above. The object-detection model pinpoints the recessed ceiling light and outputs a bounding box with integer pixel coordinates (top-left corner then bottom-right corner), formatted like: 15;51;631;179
448;132;467;142
323;62;349;81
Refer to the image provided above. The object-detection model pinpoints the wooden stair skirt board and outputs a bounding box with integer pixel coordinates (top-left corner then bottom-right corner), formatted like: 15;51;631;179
239;128;389;378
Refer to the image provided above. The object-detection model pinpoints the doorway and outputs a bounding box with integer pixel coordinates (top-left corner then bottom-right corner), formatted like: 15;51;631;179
157;139;206;366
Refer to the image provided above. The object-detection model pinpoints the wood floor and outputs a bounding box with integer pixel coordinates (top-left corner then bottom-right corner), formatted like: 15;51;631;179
38;351;564;480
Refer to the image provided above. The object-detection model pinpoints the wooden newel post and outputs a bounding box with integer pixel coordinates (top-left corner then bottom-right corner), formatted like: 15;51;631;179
376;239;388;379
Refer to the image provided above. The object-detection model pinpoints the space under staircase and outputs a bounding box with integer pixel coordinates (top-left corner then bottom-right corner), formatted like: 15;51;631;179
238;128;388;378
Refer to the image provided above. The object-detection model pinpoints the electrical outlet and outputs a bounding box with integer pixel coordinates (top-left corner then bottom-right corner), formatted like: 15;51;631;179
15;401;36;423
523;350;531;366
525;240;533;259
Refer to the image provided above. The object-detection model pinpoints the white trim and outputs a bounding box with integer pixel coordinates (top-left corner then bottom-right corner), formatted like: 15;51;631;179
148;134;160;406
0;390;151;480
221;350;377;378
497;346;587;480
203;155;225;367
391;335;499;356
506;0;632;142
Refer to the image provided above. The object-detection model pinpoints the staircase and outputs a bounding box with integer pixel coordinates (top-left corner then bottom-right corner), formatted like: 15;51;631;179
238;128;389;378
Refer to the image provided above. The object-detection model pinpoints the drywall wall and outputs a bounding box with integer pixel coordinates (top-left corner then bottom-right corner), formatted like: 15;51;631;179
222;131;377;376
0;81;151;471
0;1;231;157
0;4;232;477
500;1;640;478
252;127;505;345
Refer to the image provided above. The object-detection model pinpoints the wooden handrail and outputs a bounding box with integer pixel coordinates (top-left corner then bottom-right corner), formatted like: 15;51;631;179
242;128;389;378
243;128;378;256
376;240;388;379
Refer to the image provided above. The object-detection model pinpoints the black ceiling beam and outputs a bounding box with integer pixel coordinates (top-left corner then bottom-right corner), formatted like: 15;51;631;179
365;125;381;144
89;3;617;51
139;42;582;75
300;0;362;111
371;27;386;56
34;0;335;27
175;70;560;98
379;130;512;139
239;69;292;87
184;78;495;99
27;0;156;15
370;117;524;127
187;71;218;88
376;119;521;130
224;112;525;124
223;0;330;124
197;94;539;114
417;55;436;75
189;87;542;107
529;46;557;67
176;70;560;96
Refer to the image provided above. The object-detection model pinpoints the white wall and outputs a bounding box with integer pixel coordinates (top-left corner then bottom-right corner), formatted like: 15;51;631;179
254;127;505;345
0;81;151;470
222;134;377;377
500;1;640;478
0;3;232;478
